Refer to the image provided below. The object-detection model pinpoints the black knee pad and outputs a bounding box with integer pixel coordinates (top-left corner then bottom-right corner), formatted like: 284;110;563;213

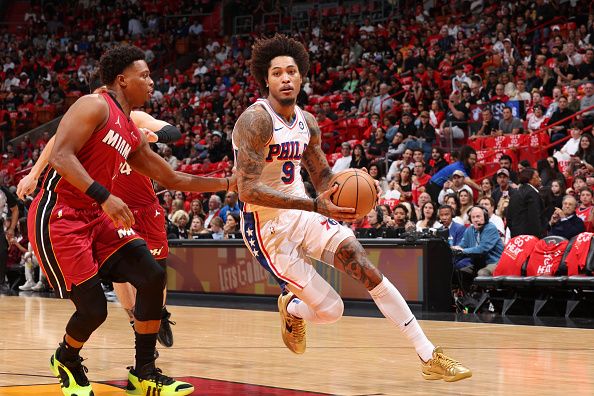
126;246;165;321
66;283;108;342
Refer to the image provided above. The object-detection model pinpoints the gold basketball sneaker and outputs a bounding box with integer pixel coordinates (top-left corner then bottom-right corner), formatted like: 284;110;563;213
421;346;472;382
278;291;306;354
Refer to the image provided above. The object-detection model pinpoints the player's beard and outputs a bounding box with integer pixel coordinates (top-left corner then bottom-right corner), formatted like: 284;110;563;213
278;96;296;106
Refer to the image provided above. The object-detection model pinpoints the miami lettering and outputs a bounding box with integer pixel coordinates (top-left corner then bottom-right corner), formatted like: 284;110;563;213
266;141;307;162
102;129;132;158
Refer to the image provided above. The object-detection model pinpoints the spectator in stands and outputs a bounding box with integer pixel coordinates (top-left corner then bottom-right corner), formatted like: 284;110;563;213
458;190;474;224
469;107;499;139
441;90;469;142
349;144;369;169
506;167;547;238
372;83;394;114
492;168;517;208
187;198;205;222
548;194;585;240
479;178;494;199
386;148;413;182
438;170;473;205
452;64;472;92
357;86;374;115
168;210;190;239
554;54;576;85
337;91;355;114
204;195;222;228
188;217;211;239
409;111;435;159
550;179;565;209
537;157;565;187
576;48;594;82
513;80;531;102
498;106;523;134
210;217;225;240
223;214;240;239
438;205;465;245
398;112;418;141
208;131;231;163
497;154;519;185
368;127;390;157
575;133;594;173
392;204;415;233
219;192;240;222
444;193;465;225
416;201;440;231
425;147;447;176
478;196;507;242
580;82;594;123
332;142;352;173
368;164;388;193
575;187;594;224
526;105;547;133
427;145;479;203
452;206;504;276
548;96;575;144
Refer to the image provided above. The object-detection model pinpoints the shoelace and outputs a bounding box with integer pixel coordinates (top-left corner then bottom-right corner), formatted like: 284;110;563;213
66;356;90;386
435;353;461;372
131;366;175;388
291;318;306;340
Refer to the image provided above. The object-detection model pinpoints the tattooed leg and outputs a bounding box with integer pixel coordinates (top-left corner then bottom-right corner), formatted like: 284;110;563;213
333;236;435;361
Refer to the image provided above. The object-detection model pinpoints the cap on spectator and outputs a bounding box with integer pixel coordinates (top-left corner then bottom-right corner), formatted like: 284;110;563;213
402;112;412;118
551;25;560;31
496;168;510;177
420;110;429;117
212;130;223;138
19;72;27;78
503;38;512;43
451;170;465;178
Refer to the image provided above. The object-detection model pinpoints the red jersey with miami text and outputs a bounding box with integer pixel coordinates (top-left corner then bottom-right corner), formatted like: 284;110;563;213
41;93;141;209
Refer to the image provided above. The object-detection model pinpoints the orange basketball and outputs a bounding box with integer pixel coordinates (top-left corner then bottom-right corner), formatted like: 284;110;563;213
329;169;378;219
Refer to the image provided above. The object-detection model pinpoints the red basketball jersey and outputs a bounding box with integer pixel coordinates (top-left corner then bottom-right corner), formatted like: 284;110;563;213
41;93;141;208
112;168;158;209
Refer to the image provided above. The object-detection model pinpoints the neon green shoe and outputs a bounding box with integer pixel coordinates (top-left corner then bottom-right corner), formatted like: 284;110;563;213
49;349;94;396
126;365;194;395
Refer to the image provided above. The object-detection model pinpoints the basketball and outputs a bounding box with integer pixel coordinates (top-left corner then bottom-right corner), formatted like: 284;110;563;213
329;169;378;219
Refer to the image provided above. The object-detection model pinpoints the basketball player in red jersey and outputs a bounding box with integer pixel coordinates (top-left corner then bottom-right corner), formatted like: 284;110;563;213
27;45;231;396
233;35;471;382
18;109;185;348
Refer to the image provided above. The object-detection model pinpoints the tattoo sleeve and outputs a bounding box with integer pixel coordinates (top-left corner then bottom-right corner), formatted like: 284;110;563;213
302;111;334;193
235;106;315;211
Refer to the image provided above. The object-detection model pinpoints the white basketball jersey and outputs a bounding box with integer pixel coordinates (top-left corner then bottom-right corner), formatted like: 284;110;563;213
232;98;311;222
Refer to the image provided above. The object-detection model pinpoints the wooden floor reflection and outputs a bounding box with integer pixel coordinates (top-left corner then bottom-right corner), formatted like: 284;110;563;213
1;295;593;395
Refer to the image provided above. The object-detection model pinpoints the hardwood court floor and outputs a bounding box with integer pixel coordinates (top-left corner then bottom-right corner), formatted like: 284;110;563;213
0;295;593;396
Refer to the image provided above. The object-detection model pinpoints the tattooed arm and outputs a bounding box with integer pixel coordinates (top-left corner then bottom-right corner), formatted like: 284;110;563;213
302;111;334;192
235;106;357;221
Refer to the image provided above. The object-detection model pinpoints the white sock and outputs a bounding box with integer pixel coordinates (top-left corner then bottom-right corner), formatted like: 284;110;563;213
369;276;435;362
287;298;317;320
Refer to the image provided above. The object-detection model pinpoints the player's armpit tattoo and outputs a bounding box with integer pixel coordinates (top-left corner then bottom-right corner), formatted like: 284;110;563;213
302;111;333;191
333;238;383;290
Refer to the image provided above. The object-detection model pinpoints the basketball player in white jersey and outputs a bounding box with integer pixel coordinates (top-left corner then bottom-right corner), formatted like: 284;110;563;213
232;34;471;382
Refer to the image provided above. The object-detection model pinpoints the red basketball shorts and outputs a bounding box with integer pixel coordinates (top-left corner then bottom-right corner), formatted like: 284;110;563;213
28;191;142;298
131;203;169;260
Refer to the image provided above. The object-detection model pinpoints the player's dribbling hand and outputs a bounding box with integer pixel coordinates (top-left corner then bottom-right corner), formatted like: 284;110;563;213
315;185;358;222
101;195;135;229
17;173;37;199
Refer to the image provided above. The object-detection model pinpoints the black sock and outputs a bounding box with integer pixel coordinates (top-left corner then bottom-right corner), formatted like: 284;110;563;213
134;332;158;374
58;337;81;362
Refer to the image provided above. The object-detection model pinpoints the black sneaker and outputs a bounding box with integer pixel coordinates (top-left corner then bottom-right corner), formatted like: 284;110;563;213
157;307;175;348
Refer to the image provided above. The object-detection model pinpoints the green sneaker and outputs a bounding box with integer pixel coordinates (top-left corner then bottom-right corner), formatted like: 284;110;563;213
126;365;194;396
49;348;94;396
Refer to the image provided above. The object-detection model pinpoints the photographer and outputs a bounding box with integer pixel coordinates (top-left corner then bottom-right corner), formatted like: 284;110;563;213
548;195;585;240
452;206;504;276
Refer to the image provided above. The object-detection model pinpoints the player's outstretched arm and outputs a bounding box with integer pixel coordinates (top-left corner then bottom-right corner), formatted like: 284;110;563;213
301;111;334;192
235;107;357;222
131;111;182;143
127;136;231;192
49;94;135;228
16;135;55;199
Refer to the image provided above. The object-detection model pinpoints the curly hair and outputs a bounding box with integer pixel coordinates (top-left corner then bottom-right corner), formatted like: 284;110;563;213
99;45;146;85
250;34;310;94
